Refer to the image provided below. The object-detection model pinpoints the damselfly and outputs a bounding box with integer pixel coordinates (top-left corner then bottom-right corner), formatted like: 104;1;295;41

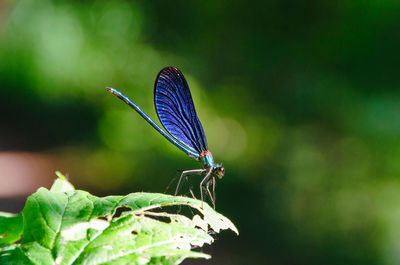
106;67;224;208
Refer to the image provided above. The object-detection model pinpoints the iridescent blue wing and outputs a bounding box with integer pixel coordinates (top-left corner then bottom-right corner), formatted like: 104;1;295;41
154;67;208;154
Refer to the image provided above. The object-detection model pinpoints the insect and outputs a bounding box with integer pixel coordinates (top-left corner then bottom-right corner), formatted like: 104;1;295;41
106;67;224;208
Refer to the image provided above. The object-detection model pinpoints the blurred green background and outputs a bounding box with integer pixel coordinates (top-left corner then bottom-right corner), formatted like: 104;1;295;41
1;0;400;264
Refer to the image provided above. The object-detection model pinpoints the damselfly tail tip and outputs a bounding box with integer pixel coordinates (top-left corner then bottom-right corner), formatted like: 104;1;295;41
106;87;116;95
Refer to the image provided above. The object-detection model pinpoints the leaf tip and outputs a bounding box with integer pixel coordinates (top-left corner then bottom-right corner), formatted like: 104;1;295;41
55;171;66;180
50;172;75;192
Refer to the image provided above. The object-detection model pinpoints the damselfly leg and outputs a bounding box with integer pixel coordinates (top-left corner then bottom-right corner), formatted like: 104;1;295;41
199;168;213;208
175;169;207;196
175;168;217;209
205;177;216;209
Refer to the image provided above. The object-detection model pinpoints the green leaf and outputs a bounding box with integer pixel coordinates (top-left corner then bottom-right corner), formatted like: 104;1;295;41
0;176;238;264
0;212;23;247
0;245;32;265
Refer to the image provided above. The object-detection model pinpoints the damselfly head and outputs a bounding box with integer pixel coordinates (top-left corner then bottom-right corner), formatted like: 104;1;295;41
214;165;224;179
